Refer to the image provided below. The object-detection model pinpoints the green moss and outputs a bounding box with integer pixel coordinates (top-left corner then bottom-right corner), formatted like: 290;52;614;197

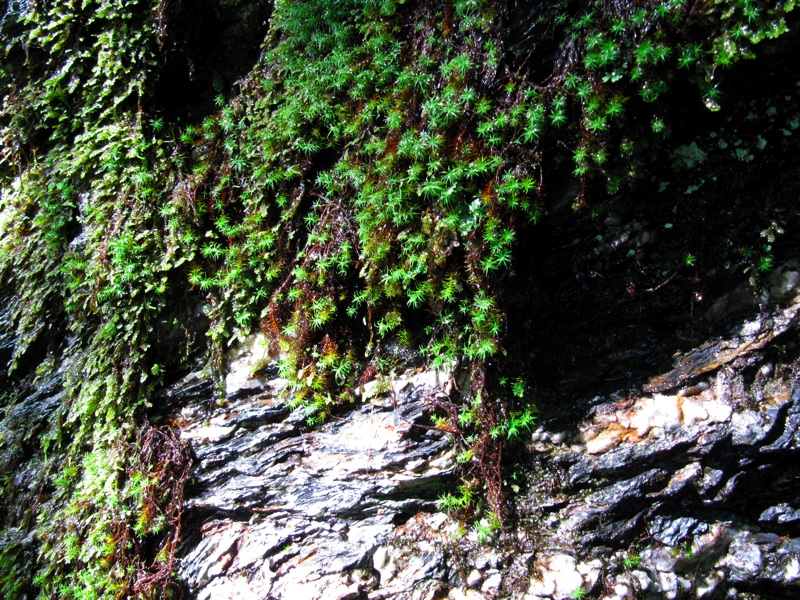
0;0;796;594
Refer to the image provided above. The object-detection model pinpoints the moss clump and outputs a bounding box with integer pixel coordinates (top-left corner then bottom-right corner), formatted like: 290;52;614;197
0;0;796;596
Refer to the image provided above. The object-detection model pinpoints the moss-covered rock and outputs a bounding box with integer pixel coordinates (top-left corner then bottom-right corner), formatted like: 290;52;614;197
1;0;797;596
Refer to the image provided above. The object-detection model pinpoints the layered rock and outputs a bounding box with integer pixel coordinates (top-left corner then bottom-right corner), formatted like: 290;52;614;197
174;345;459;599
173;276;800;599
519;285;800;599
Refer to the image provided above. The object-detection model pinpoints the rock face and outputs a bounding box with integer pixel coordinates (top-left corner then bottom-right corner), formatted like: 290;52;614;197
172;283;800;599
174;347;460;599
518;290;800;599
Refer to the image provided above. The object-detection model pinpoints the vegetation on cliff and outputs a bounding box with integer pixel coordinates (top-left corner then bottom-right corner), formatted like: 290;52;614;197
0;0;796;597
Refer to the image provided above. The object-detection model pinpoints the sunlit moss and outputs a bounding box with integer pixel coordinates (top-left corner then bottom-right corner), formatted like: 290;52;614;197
0;0;795;594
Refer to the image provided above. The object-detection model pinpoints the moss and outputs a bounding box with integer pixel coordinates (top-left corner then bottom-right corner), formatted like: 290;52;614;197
0;0;796;595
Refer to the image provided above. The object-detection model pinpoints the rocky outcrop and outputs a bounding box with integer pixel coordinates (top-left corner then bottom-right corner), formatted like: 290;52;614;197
171;268;800;599
517;275;800;599
173;343;459;599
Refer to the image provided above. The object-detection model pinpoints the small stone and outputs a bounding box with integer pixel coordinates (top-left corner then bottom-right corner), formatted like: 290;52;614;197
785;557;800;581
759;503;800;524
609;582;634;599
732;410;769;445
426;512;448;530
696;467;725;495
769;268;800;301
473;551;500;570
481;572;502;593
629;570;652;593
409;368;452;392
721;539;762;579
696;570;725;598
530;554;583;600
644;548;677;573
373;547;389;568
661;463;702;497
526;571;555;596
405;458;427;472
649;515;705;546
428;451;456;470
391;377;412;396
658;573;678;600
677;576;692;595
740;316;764;337
466;569;483;588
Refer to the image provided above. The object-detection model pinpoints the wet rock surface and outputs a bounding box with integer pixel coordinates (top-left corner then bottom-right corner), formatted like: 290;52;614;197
172;282;800;599
174;346;459;599
160;49;800;597
518;291;800;599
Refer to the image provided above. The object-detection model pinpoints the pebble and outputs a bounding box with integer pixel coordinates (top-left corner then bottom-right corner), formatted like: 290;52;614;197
607;582;635;599
466;569;483;588
526;554;584;600
721;539;763;578
481;572;502;593
577;559;602;590
655;571;677;599
472;551;499;571
696;570;724;598
629;570;652;593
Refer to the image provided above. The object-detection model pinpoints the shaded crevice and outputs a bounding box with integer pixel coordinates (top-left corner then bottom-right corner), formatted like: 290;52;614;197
151;0;273;121
500;0;571;81
503;32;800;434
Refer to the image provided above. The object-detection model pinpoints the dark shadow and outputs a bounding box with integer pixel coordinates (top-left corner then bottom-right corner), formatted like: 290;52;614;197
501;0;573;82
503;25;800;433
150;0;273;121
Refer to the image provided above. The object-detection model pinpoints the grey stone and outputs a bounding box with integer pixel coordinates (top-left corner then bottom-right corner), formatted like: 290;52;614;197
760;503;800;525
466;569;483;588
481;571;503;593
720;539;763;581
696;570;725;598
656;571;679;599
649;516;708;546
175;361;455;600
